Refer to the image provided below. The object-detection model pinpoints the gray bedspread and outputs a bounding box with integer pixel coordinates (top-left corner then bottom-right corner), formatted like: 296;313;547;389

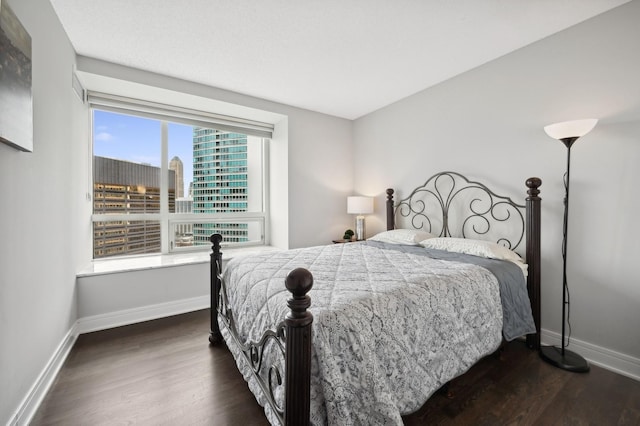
220;241;535;425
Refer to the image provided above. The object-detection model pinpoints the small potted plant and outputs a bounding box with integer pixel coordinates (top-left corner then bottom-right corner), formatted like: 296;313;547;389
343;229;355;241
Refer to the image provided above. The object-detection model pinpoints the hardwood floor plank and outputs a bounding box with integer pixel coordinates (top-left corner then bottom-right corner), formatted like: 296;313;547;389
31;310;640;425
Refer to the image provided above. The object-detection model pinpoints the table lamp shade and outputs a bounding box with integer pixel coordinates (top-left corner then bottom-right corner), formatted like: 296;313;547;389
347;196;374;215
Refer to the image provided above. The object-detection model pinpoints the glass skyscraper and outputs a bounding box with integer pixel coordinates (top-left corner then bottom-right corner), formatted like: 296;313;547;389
191;128;249;244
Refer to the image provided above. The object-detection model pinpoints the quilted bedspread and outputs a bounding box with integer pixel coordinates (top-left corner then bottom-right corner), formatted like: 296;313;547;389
220;241;534;425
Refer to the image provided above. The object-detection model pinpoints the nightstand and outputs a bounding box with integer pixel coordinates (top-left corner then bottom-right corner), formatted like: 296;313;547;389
332;239;354;244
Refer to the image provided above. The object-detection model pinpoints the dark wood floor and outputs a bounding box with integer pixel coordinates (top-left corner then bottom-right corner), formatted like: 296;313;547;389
32;309;640;425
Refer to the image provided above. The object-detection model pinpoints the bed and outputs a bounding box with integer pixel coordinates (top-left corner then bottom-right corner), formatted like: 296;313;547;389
208;171;542;425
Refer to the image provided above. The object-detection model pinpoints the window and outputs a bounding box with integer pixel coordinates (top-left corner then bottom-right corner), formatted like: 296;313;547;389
90;95;271;259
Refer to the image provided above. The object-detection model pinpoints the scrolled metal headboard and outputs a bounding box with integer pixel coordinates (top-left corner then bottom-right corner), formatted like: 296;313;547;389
389;171;526;252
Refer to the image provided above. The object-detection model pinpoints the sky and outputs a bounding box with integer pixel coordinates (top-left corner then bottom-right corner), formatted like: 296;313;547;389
93;109;194;195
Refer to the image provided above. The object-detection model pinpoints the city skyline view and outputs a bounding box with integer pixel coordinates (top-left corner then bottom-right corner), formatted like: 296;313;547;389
91;108;258;257
93;109;194;196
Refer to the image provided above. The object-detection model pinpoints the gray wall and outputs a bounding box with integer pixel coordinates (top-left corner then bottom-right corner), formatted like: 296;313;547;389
0;0;83;422
354;1;640;362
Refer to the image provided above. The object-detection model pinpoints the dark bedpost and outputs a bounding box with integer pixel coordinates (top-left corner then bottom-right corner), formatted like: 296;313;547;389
525;178;542;350
386;188;395;231
284;268;314;426
209;233;223;345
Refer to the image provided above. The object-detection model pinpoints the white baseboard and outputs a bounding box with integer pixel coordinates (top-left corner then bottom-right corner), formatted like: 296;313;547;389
76;295;210;334
541;328;640;382
8;296;209;426
8;324;79;426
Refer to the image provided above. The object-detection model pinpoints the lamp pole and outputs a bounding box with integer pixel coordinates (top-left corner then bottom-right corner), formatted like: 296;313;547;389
540;119;597;373
560;137;577;357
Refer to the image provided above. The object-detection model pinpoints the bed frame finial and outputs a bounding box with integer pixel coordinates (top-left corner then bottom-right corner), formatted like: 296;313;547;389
284;268;313;425
526;177;542;197
386;188;395;231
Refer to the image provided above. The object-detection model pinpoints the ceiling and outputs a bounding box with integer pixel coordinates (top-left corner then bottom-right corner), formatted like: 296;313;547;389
49;0;629;120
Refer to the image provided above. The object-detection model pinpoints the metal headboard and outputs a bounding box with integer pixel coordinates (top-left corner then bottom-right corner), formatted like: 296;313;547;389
390;171;526;252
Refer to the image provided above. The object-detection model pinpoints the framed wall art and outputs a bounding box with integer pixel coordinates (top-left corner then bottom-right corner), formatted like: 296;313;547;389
0;0;33;152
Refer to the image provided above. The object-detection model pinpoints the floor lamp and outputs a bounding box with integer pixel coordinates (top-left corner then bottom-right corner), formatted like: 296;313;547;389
540;118;597;373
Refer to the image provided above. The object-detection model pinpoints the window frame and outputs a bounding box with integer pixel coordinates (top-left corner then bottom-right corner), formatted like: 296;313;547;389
89;95;271;259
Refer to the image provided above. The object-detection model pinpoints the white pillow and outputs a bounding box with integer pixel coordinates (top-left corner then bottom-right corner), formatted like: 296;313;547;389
419;237;524;264
368;229;436;245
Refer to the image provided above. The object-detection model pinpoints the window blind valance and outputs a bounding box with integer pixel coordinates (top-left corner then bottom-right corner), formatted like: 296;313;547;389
87;91;274;139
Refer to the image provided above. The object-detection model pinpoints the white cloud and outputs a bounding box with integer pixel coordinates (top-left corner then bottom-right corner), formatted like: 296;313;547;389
94;132;114;141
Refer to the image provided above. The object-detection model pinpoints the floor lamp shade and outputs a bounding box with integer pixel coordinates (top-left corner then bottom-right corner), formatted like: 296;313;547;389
539;118;597;373
544;119;598;141
347;196;374;240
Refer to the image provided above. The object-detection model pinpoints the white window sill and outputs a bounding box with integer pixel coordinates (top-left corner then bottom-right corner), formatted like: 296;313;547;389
77;245;281;277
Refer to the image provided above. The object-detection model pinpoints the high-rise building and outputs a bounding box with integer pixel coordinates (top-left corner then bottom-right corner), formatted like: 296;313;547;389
169;156;184;198
93;130;256;256
170;156;194;246
174;197;194;246
192;128;249;244
93;156;175;258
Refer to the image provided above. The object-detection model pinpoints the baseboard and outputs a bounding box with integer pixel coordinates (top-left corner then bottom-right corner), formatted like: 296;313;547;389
76;295;210;334
541;328;640;382
8;296;210;425
8;324;79;426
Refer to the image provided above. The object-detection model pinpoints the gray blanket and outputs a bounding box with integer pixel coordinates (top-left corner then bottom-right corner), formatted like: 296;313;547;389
221;241;536;425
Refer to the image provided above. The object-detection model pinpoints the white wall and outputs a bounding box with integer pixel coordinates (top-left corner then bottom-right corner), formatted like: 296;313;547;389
76;264;210;320
0;0;84;422
354;1;640;365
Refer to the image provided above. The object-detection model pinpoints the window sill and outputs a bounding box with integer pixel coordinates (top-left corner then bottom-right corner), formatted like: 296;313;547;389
77;245;281;277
